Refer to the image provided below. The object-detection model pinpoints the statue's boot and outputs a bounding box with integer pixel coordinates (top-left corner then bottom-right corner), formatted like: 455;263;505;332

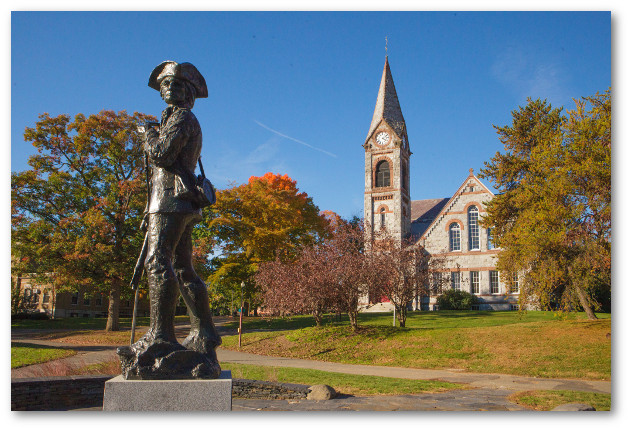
178;277;222;356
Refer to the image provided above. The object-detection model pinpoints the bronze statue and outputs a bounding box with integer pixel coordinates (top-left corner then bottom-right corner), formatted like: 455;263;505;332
117;61;221;380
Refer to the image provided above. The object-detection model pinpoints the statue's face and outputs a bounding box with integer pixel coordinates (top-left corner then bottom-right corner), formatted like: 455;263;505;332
159;76;187;106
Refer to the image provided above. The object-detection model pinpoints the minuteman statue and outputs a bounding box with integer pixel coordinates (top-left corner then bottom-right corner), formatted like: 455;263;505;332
117;61;221;380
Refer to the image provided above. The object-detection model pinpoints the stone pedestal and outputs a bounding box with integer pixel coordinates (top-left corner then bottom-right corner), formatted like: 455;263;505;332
102;370;232;411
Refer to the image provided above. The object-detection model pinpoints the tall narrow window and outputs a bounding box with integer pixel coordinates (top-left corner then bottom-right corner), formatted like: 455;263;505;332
432;272;443;291
510;274;519;294
449;223;461;251
468;206;479;250
380;208;386;229
71;292;79;305
487;227;495;249
402;163;408;190
451;272;461;291
490;270;499;294
470;271;479;294
375;161;390;187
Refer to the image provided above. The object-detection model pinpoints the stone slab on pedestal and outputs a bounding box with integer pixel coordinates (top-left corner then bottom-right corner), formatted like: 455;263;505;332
103;370;232;411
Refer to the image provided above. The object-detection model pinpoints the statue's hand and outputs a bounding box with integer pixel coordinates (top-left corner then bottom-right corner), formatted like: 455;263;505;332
138;121;159;135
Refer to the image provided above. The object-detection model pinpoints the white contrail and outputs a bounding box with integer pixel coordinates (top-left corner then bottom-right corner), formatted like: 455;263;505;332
254;120;337;158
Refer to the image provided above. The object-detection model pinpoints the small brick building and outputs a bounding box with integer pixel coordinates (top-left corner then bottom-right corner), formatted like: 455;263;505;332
14;274;150;318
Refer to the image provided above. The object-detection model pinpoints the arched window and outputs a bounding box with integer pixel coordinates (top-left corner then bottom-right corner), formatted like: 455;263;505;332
449;223;461;251
468;206;480;250
375;161;390;187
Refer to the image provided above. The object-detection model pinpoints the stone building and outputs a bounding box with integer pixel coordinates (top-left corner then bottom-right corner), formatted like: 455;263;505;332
13;274;150;319
361;58;518;312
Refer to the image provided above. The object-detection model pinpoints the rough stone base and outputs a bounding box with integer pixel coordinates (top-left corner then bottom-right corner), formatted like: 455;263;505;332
102;371;232;411
551;403;596;411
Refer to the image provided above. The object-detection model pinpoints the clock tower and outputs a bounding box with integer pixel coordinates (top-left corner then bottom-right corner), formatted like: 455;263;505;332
363;57;411;244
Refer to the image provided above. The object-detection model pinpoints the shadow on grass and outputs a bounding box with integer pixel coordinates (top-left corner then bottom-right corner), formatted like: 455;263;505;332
11;341;115;353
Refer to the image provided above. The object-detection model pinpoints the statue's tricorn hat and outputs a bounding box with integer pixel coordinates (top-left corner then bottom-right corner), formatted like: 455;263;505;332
148;61;208;98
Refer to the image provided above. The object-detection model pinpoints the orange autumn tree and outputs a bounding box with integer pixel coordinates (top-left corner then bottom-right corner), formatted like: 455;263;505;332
11;110;154;330
200;173;329;314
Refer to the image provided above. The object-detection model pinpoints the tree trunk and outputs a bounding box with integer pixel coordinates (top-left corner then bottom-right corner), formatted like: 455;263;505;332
348;310;358;331
575;285;598;320
396;304;407;327
12;274;22;315
105;279;121;331
313;310;322;327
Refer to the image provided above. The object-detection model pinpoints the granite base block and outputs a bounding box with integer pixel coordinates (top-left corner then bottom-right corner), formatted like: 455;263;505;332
102;370;232;411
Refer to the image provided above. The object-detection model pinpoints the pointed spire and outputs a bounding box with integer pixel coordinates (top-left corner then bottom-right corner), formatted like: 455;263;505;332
366;57;406;142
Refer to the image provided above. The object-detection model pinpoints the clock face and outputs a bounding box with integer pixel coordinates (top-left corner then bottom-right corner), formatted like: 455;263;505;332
376;131;390;146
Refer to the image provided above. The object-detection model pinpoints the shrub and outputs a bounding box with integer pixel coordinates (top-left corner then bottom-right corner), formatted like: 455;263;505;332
436;290;479;310
11;312;50;321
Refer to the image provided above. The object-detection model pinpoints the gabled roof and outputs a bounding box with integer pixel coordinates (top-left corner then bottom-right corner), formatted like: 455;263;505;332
411;198;450;223
409;198;450;240
365;57;406;144
410;169;495;243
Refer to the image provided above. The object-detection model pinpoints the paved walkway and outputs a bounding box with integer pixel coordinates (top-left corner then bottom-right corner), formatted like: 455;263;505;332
231;388;528;411
11;323;610;411
217;348;611;394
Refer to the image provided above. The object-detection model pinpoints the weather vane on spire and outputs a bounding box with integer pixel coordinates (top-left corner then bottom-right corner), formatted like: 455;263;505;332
385;35;388;57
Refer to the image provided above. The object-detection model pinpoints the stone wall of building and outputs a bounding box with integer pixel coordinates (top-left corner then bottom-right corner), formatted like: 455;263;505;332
420;174;519;310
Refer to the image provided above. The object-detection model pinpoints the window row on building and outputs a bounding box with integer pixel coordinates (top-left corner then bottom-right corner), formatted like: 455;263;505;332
432;270;519;295
448;205;496;251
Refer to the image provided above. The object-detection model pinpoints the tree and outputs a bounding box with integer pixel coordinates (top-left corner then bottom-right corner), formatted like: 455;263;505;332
369;235;443;328
11;110;154;330
256;215;375;330
326;220;377;331
202;172;329;313
480;90;611;319
256;246;334;325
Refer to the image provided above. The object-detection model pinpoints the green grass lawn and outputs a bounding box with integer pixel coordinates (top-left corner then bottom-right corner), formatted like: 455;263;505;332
11;342;77;368
72;359;464;396
221;311;611;380
226;310;609;331
222;362;465;396
509;390;611;411
12;310;611;381
11;315;191;331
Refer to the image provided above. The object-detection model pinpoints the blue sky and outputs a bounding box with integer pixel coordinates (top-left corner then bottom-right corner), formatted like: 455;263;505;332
10;11;611;220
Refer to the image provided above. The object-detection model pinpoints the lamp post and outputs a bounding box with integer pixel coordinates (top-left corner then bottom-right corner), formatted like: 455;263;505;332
238;281;244;349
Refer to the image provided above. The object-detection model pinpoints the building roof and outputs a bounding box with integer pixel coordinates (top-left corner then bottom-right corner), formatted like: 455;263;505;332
365;57;406;143
411;170;496;244
409;198;450;240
